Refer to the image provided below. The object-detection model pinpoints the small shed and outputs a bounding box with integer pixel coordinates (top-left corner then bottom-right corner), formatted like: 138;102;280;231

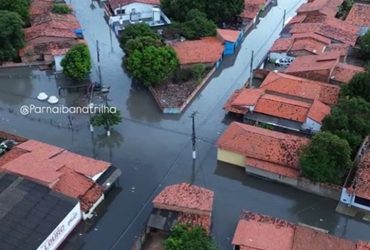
217;29;243;56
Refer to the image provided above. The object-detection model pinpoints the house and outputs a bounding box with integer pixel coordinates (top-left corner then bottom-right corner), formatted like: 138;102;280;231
284;52;364;84
224;89;331;133
217;122;310;179
0;173;81;250
232;210;366;250
296;0;343;18
288;16;360;46
340;137;370;212
104;0;170;34
240;0;272;25
0;135;121;220
20;0;83;65
269;33;331;61
171;37;224;68
346;3;370;32
217;29;243;56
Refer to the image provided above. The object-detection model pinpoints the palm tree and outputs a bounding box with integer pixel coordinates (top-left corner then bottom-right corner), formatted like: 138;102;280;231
90;107;122;136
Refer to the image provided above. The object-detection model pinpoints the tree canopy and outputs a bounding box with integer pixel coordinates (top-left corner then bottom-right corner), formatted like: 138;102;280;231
61;44;92;81
90;108;122;130
160;0;244;24
299;132;352;185
359;30;370;59
126;45;178;86
0;0;30;23
342;71;370;102
322;97;370;152
51;3;72;14
119;23;160;50
0;10;24;62
165;224;218;250
180;9;217;40
123;36;163;56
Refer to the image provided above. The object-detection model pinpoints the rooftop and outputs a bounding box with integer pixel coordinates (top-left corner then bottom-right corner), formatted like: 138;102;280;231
260;71;340;105
351;138;370;200
171;37;224;65
217;29;241;43
332;63;365;84
224;87;331;124
270;33;330;54
296;0;344;17
0;173;78;250
217;122;310;174
0;137;111;211
289;17;360;46
292;225;356;250
346;3;370;28
108;0;160;10
232;210;296;250
241;0;266;20
152;183;214;216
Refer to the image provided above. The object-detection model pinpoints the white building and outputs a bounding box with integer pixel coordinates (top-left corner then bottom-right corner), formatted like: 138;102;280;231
104;0;171;34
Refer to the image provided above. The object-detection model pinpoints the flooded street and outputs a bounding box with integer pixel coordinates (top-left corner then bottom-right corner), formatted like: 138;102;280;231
0;0;370;249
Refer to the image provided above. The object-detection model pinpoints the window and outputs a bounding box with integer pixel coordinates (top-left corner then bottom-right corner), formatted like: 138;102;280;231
354;196;370;207
116;9;125;15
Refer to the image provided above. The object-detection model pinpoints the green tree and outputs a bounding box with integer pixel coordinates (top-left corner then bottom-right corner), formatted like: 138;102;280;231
0;0;30;23
180;9;216;40
161;0;244;23
359;30;370;59
61;44;92;81
165;224;218;250
119;23;160;50
322;97;370;152
51;3;72;14
161;0;206;22
205;0;244;24
299;132;352;185
90;107;122;136
0;11;24;62
126;45;178;86
124;36;163;56
342;71;370;102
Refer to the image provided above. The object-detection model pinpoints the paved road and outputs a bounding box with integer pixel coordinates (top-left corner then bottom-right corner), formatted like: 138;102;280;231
0;0;370;249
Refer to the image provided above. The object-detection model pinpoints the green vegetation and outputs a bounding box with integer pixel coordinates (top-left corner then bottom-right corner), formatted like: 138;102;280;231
61;44;92;81
161;0;244;24
180;9;217;40
322;97;370;153
342;71;370;102
299;132;352;185
119;23;160;50
123;36;163;56
126;45;178;86
0;0;30;23
359;31;370;59
337;0;353;19
51;3;72;14
165;224;218;250
90;108;122;136
173;64;206;83
0;10;24;62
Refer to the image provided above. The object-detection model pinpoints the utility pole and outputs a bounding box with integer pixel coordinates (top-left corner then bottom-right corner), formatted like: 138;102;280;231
190;111;198;160
96;40;100;63
249;50;254;88
282;9;286;30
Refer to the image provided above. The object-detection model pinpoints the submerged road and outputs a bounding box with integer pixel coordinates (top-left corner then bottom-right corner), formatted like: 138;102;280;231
0;0;370;249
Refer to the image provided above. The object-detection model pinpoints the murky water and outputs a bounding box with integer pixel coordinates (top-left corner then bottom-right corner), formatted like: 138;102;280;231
0;0;369;249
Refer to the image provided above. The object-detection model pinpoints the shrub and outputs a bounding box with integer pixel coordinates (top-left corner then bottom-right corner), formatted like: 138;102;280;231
51;3;72;14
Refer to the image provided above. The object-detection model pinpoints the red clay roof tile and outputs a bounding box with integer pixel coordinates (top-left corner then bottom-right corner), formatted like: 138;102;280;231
152;183;214;216
352;140;370;200
217;29;240;43
292;225;356;250
297;0;344;17
232;211;296;250
217;122;310;170
171;37;224;65
332;63;365;84
346;3;370;28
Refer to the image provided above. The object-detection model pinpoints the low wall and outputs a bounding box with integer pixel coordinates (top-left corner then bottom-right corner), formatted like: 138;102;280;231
245;166;341;200
150;66;216;114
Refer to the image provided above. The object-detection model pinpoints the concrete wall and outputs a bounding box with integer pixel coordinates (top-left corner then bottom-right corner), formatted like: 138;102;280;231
113;2;155;17
244;165;340;200
217;149;245;167
302;117;321;133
